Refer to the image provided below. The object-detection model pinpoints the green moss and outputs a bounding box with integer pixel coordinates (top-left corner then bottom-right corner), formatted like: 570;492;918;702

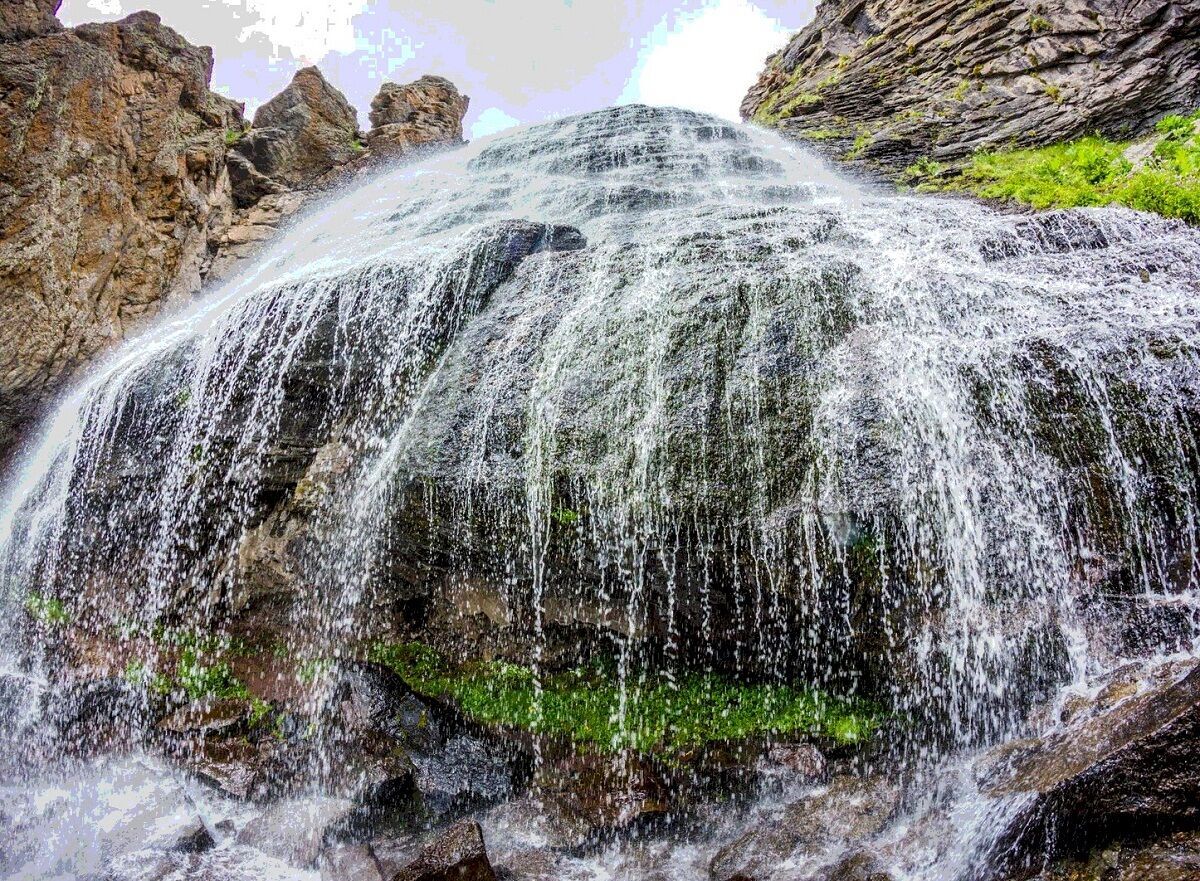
25;592;69;626
844;131;873;160
550;508;581;526
941;118;1200;224
351;137;365;152
224;128;245;146
1029;15;1052;33
369;642;879;754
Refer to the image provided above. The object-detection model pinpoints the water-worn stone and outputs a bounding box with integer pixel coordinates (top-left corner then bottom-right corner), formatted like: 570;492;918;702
980;662;1200;877
742;0;1200;172
709;775;900;881
390;820;496;881
0;8;242;458
237;796;355;867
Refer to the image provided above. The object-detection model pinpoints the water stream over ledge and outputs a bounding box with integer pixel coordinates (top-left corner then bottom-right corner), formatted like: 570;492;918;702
1;105;1198;881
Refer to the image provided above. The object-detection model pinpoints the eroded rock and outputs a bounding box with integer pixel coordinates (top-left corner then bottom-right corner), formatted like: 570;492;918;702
742;0;1200;171
390;820;497;881
0;8;242;457
367;75;469;159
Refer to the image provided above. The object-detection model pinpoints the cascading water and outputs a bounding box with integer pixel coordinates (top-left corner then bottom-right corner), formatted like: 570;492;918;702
0;104;1198;881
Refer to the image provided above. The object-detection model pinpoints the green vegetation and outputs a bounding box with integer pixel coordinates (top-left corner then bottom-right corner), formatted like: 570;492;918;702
923;110;1200;224
350;137;366;152
844;131;873;160
224;128;245;146
369;642;879;754
550;508;581;527
25;592;69;626
124;648;249;702
1028;15;1052;33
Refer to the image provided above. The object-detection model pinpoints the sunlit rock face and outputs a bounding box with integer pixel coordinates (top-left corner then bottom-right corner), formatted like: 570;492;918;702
0;8;244;459
743;0;1200;170
4;103;1200;756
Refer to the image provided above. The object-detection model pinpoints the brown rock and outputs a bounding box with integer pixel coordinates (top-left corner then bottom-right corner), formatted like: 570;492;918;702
390;820;496;881
228;65;359;203
742;0;1200;172
0;0;62;42
0;10;242;456
366;75;469;159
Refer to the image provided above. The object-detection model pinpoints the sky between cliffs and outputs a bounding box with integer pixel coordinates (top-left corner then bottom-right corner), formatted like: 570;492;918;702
59;0;815;137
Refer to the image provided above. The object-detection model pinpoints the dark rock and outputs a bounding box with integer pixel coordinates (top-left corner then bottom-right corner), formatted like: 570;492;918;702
157;698;254;738
183;736;297;801
743;0;1200;172
390;820;496;881
763;743;827;781
40;677;152;758
710;776;900;881
980;662;1200;877
237;796;355;867
530;752;672;847
0;0;62;42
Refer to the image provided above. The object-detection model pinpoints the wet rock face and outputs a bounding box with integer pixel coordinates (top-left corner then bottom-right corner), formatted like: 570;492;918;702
742;0;1200;171
0;8;242;458
390;820;496;881
710;776;900;881
981;661;1200;878
367;75;469;159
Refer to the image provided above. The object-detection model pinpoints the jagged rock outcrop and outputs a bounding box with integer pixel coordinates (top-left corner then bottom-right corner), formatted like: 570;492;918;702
0;3;471;462
742;0;1200;171
211;73;470;280
367;75;469;158
982;660;1200;879
227;65;362;207
0;0;62;42
0;6;243;459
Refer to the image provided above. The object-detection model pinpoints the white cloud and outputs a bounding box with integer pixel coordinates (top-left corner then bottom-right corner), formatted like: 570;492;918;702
235;0;370;63
621;0;794;120
470;107;521;140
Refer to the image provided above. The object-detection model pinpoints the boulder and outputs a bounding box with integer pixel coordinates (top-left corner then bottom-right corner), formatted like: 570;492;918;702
390;820;496;881
367;75;469;159
237;796;355;867
742;0;1200;172
229;65;360;203
979;661;1200;878
709;775;900;881
0;10;242;458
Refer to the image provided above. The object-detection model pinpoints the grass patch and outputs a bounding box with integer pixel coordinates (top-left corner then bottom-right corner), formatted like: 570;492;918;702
369;642;879;754
947;112;1200;223
224;128;245;146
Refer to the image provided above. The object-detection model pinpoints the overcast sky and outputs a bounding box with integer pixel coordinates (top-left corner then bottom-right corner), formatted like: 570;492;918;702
59;0;815;137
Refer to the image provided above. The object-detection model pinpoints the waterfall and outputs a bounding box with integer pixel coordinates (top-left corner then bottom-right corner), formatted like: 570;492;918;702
1;105;1198;880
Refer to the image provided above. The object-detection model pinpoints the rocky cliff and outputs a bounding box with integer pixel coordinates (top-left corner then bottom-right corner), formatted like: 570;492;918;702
742;0;1200;171
0;2;469;462
0;3;242;460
